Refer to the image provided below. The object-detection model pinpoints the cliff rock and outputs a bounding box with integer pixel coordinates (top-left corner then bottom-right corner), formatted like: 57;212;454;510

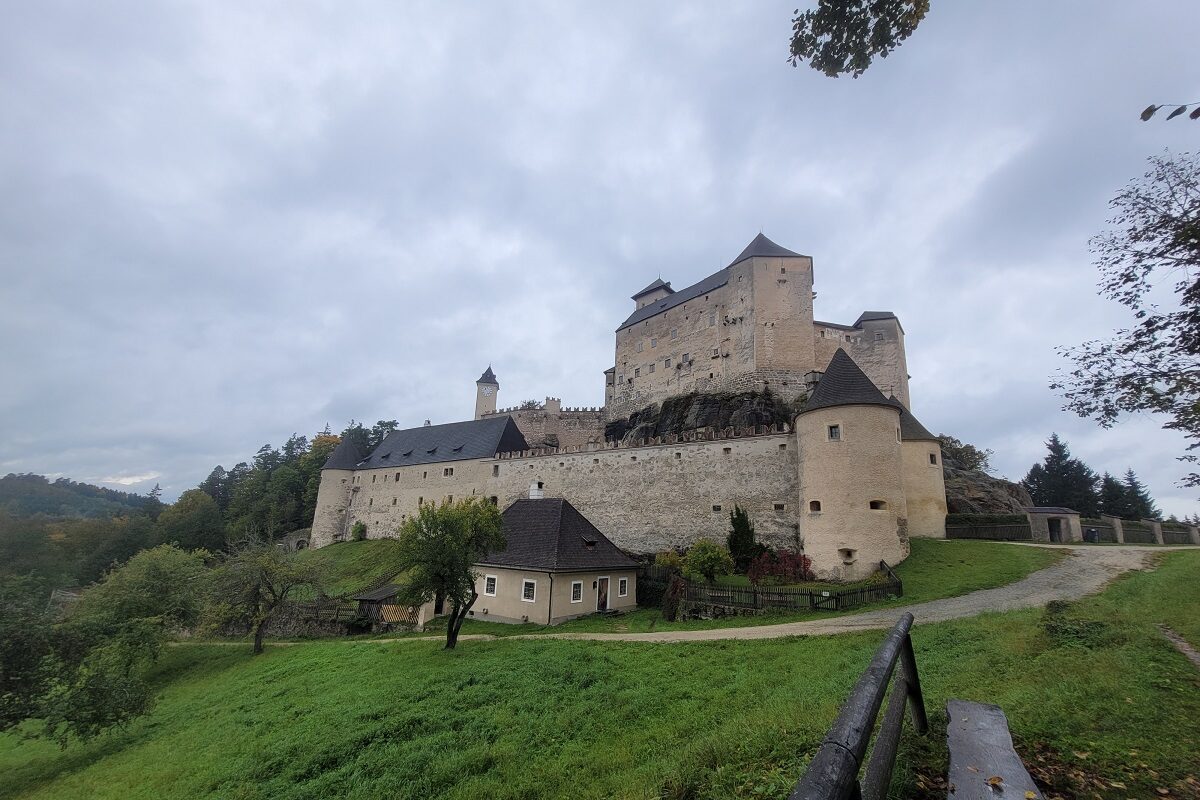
942;456;1032;514
605;390;799;444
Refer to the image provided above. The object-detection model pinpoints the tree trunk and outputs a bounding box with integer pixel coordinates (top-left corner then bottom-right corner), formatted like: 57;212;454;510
444;590;479;650
253;620;266;654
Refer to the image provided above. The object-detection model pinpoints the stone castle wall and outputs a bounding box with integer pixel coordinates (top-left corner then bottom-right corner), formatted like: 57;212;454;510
902;440;948;538
482;397;605;449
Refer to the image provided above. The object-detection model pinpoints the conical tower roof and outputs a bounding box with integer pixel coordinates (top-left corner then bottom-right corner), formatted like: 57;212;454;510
477;365;498;384
729;233;807;266
322;437;368;470
803;349;898;413
631;278;673;300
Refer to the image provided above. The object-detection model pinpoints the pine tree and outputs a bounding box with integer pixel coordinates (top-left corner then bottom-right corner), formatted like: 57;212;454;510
726;505;759;571
1122;469;1159;519
1098;472;1130;518
1021;434;1100;516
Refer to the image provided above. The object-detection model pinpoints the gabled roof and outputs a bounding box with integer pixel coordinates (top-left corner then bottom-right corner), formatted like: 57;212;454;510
728;233;807;266
893;398;938;442
480;498;639;572
477;366;498;384
803;349;900;414
351;583;399;602
631;278;673;300
322;437;369;470
853;311;903;334
352;416;528;470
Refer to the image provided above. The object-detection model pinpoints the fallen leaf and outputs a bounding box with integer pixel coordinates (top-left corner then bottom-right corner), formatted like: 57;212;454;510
988;776;1004;786
1025;792;1037;799
968;766;980;773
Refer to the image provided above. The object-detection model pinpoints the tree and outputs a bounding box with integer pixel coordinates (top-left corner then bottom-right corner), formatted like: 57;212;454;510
1123;468;1160;519
789;0;929;78
71;545;209;632
682;539;735;583
206;538;322;654
1021;434;1100;517
936;434;995;473
0;575;54;734
726;505;761;571
391;498;504;650
519;399;542;410
1098;472;1131;518
199;466;232;514
1054;152;1200;489
367;421;400;451
157;489;226;552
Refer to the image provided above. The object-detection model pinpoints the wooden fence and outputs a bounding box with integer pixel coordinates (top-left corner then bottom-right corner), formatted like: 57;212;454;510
286;598;358;623
945;523;1033;542
681;562;902;613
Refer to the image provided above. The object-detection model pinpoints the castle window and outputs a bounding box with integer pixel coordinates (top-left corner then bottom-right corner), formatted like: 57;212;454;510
665;358;671;368
634;368;640;377
636;341;644;352
423;471;427;479
372;475;376;483
493;465;500;477
869;500;888;510
874;331;884;341
558;462;564;467
711;347;719;357
392;498;397;505
443;467;454;477
630;456;637;461
368;498;373;507
671;328;677;339
929;453;938;465
897;427;902;442
774;503;786;511
845;334;851;342
722;447;732;455
781;267;786;274
712;504;722;512
839;548;857;564
651;337;658;348
418;496;423;505
809;500;822;513
675;452;681;459
709;311;716;326
682;353;690;363
828;424;841;441
395;473;400;481
779;443;787;451
648;364;655;374
447;495;453;502
593;458;599;464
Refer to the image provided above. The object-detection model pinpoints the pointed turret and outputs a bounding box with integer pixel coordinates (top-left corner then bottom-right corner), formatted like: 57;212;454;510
476;365;499;419
728;233;807;266
322;437;367;470
803;349;897;413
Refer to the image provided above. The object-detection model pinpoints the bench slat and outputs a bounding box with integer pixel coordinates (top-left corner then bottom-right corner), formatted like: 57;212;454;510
946;700;1043;799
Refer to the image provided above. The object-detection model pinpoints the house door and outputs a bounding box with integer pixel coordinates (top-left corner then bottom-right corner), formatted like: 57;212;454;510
1048;518;1062;543
597;577;609;612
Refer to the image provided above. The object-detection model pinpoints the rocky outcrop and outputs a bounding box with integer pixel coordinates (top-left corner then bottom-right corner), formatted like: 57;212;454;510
942;457;1032;514
604;389;800;444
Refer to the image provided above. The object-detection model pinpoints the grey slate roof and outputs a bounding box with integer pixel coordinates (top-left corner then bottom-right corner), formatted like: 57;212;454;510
353;416;529;470
803;349;900;414
322;437;369;470
1023;506;1079;515
728;232;807;265
480;498;639;572
351;583;399;602
617;234;805;332
893;398;938;442
477;366;498;384
854;311;902;332
631;278;673;299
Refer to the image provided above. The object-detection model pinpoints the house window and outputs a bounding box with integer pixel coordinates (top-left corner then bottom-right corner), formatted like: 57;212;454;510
484;575;497;596
809;500;822;513
493;465;500;477
929;453;938;466
773;502;786;511
444;467;454;477
712;504;722;512
870;500;888;510
828;424;841;441
521;580;536;602
570;581;583;603
618;578;628;597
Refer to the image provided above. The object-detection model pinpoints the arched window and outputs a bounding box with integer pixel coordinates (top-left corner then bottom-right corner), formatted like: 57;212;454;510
869;500;888;510
809;500;822;513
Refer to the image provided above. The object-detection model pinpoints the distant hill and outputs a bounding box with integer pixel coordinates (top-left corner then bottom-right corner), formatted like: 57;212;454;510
0;473;157;519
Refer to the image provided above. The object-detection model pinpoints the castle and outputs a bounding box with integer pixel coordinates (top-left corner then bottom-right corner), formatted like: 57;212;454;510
310;234;947;579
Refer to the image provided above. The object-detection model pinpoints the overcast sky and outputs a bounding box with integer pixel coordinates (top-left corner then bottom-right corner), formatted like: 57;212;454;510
2;2;1199;516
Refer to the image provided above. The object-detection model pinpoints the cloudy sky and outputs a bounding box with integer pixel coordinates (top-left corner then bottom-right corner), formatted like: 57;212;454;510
2;2;1199;515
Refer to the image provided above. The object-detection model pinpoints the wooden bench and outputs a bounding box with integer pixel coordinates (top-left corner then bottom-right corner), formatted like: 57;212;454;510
946;699;1043;799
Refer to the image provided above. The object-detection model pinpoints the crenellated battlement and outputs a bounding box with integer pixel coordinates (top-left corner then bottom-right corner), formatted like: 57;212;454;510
492;422;791;460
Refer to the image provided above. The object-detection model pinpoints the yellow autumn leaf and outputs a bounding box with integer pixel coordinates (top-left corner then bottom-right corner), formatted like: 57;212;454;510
1024;792;1036;799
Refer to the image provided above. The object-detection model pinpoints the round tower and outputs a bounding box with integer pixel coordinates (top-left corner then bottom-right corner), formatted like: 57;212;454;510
796;349;909;580
475;365;499;420
896;401;947;539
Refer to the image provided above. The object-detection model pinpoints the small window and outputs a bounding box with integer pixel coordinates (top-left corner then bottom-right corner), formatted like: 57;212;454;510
712;504;722;512
778;443;787;451
447;495;453;502
372;475;376;483
869;500;888;510
773;502;786;511
897;427;902;442
929;453;938;466
368;498;373;507
537;481;544;489
593;458;600;464
395;472;400;481
708;311;716;326
558;462;564;467
484;575;497;596
636;341;644;352
521;580;536;602
392;498;397;505
648;363;655;374
570;581;583;603
444;467;454;477
418;496;423;505
489;496;498;505
493;465;500;477
874;331;884;341
845;334;851;342
665;357;671;368
630;456;637;461
634;367;641;377
711;347;719;357
423;471;427;479
809;500;822;513
781;267;786;274
828;424;841;441
651;337;658;348
675;452;682;459
839;548;857;564
722;447;732;455
682;353;690;363
618;578;629;597
671;328;678;339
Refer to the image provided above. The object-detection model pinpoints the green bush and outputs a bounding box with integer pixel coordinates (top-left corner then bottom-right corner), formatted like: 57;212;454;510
945;513;1027;525
350;521;367;541
654;550;683;570
682;540;735;583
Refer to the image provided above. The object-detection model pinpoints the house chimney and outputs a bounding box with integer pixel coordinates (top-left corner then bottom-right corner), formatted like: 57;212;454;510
423;419;431;427
528;481;544;500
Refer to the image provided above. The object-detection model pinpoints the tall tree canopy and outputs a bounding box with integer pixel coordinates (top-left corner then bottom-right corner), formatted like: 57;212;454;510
1054;151;1200;489
1021;434;1100;517
789;0;929;78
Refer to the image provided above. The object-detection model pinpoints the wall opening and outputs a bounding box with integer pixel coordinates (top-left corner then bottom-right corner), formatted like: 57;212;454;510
869;500;888;510
839;548;857;564
809;500;822;513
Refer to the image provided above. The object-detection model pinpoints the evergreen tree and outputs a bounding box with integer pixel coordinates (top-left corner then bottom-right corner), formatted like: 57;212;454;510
1098;472;1130;518
199;466;232;514
726;505;759;571
1122;469;1160;519
1021;434;1100;516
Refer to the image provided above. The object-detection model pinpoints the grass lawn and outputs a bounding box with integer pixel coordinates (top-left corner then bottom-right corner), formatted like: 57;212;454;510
291;538;407;598
2;548;1179;800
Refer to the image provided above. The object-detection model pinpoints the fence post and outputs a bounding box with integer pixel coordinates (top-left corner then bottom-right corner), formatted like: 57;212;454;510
1102;514;1125;544
1144;518;1164;545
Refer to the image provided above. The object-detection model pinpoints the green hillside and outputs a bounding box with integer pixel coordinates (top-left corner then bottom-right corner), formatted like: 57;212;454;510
0;474;155;519
294;538;408;597
2;551;1197;799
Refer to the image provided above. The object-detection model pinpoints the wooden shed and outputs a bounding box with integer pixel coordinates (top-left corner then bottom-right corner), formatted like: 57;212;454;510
351;583;422;629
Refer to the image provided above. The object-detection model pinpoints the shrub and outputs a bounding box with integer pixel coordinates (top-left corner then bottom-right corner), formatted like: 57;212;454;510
351;521;367;541
747;549;813;586
661;576;687;622
654;550;683;570
945;513;1028;525
682;540;735;583
726;505;765;571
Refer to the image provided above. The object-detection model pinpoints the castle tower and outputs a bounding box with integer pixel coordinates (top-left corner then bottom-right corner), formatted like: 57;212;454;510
733;234;816;379
796;349;909;580
309;436;367;547
895;399;947;539
475;366;499;420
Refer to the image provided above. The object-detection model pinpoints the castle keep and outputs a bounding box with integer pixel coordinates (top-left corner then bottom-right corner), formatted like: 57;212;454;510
310;234;947;579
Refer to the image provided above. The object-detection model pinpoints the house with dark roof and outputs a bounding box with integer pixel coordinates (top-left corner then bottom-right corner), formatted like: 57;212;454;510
471;494;638;625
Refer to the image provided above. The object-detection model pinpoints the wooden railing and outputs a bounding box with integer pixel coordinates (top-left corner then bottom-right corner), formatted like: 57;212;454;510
680;562;902;613
790;613;929;800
